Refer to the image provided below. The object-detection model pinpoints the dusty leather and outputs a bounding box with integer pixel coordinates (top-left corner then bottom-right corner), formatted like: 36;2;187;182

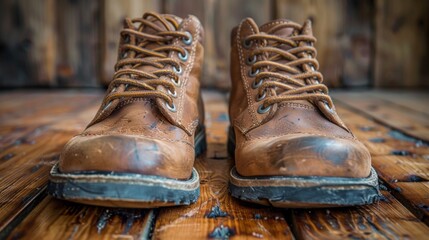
229;18;371;178
59;13;205;180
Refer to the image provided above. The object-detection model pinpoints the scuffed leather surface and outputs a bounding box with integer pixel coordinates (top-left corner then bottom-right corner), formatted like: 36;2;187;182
59;14;204;180
229;18;371;178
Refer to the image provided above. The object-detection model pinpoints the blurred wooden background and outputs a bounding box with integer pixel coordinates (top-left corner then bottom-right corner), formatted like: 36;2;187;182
0;0;428;89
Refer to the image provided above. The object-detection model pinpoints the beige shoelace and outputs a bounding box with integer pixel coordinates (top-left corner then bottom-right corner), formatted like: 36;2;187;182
102;12;192;112
243;21;333;114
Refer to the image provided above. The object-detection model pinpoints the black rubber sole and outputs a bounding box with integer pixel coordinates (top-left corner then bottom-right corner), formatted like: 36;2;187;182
229;167;380;208
227;127;381;208
48;126;207;208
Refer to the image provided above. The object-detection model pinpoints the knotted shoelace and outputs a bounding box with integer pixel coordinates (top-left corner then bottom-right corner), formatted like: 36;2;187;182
102;12;192;112
243;21;333;114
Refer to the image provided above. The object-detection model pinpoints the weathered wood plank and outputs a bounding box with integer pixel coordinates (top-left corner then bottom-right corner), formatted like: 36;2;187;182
0;91;101;127
332;97;429;224
55;0;100;87
374;0;429;88
372;156;429;183
0;91;101;237
0;131;70;238
292;190;429;239
333;91;429;142
0;0;56;87
275;0;373;87
7;196;154;240
152;91;294;239
365;90;429;117
99;0;161;86
393;182;429;225
3;89;429;239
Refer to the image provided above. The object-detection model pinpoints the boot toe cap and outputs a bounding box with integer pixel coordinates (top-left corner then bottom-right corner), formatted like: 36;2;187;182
236;134;371;178
58;134;194;180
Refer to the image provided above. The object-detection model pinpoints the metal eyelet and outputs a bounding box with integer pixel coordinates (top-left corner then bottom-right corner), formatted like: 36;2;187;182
165;101;177;112
248;68;260;77
246;55;257;65
183;31;193;45
123;35;130;43
168;89;177;98
173;65;182;75
256;91;266;101
323;101;332;110
257;104;271;114
252;79;263;89
103;101;112;111
121;52;128;58
110;87;117;93
178;49;189;62
171;78;180;86
243;39;253;49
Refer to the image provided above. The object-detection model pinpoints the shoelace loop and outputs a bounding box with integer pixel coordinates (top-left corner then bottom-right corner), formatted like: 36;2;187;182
243;22;333;112
102;12;192;111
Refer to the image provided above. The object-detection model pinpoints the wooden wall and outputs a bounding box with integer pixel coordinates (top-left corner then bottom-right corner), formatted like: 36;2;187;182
0;0;428;89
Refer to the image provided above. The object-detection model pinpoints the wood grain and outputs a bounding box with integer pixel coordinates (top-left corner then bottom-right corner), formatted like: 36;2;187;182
393;182;429;225
363;90;429;117
333;91;429;142
0;91;101;237
7;196;154;240
0;0;56;87
374;0;429;88
333;93;429;224
2;89;429;239
55;0;100;87
292;190;429;239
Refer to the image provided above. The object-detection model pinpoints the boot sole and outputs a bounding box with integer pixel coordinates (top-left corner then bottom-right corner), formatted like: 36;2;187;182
227;127;380;208
47;126;207;208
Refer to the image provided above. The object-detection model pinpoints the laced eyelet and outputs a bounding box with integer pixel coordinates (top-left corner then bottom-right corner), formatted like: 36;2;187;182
103;101;112;111
178;49;189;62
121;52;128;58
123;35;130;43
248;68;260;77
173;65;183;75
171;78;180;86
246;55;257;65
168;89;177;98
257;104;271;114
252;79;263;89
243;39;253;49
182;31;193;45
256;91;266;101
165;101;177;112
110;87;117;93
323;101;331;110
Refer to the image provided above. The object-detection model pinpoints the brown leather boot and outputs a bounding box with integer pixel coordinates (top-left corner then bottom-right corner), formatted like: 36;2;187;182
48;12;206;208
228;18;379;207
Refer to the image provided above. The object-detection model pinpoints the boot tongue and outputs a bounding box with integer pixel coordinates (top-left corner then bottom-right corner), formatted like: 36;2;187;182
259;19;315;107
259;19;295;39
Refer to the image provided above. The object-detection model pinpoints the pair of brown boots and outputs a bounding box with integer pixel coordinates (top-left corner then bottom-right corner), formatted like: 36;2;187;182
48;12;379;208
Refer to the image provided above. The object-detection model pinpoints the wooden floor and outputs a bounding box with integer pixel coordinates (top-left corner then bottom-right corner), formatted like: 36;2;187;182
0;89;428;239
